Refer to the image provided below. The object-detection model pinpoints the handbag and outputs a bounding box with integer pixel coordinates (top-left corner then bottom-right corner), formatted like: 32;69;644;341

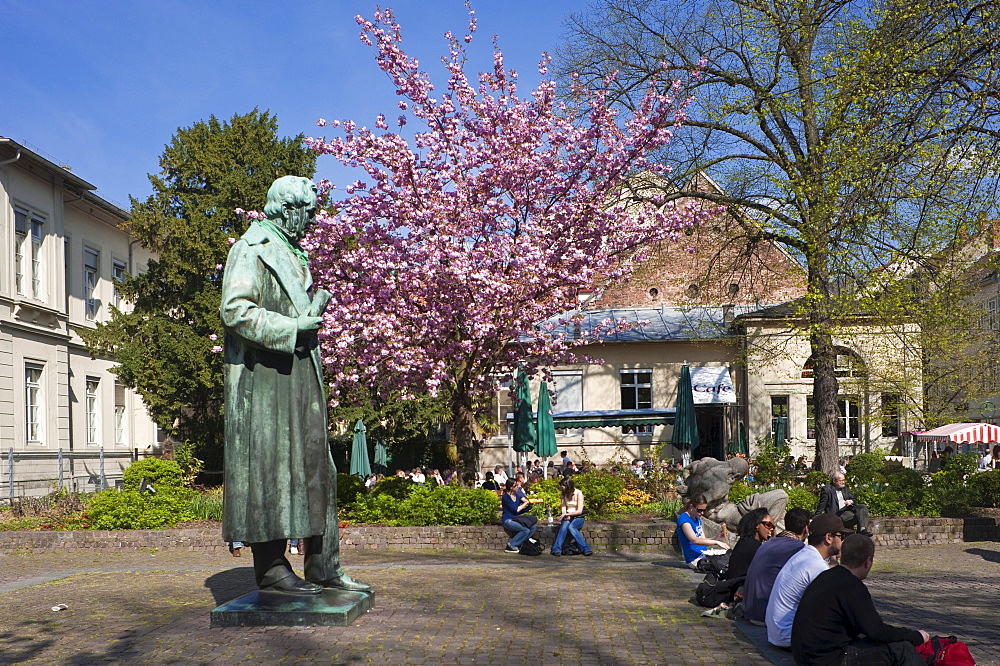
513;513;538;528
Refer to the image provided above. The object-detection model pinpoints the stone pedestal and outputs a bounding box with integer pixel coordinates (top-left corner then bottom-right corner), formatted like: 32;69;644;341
211;588;374;627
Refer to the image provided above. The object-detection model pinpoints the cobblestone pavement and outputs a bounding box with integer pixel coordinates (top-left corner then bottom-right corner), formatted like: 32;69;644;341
0;541;995;665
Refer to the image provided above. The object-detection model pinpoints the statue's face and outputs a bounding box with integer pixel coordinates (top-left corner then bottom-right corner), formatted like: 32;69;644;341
278;196;317;240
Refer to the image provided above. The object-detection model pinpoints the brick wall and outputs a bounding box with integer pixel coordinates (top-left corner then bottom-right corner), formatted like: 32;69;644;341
2;517;997;554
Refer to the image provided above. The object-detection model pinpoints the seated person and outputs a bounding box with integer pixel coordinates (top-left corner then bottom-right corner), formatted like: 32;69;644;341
480;471;500;491
766;514;846;648
676;493;730;569
726;508;775;580
550;477;593;556
817;472;872;537
743;507;811;625
792;533;928;665
500;478;536;553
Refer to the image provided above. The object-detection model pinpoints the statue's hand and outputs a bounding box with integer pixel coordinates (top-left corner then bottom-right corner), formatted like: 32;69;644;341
309;289;332;317
296;315;323;332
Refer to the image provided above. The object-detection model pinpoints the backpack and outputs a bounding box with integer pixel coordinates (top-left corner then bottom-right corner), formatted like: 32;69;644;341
695;573;745;608
519;538;542;556
916;636;976;665
562;535;583;556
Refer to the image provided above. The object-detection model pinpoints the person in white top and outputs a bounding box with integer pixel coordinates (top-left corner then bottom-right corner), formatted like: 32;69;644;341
493;465;508;486
765;513;847;648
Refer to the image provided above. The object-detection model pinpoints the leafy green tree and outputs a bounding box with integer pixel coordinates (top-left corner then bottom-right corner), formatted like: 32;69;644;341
81;109;316;469
562;0;1000;471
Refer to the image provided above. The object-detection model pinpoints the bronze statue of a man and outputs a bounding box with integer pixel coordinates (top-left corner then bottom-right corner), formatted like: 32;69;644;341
221;175;368;594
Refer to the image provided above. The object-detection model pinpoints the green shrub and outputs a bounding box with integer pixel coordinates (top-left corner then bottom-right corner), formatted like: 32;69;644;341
728;480;756;505
187;487;223;521
968;470;1000;508
173;440;204;486
942;452;978;478
346;493;401;524
572;472;626;518
392;485;500;526
87;488;194;529
337;473;366;511
648;497;684;519
802;470;831;494
846;452;886;486
851;479;907;517
122;458;186;492
526;479;561;520
369;477;418;500
785;487;818;512
347;485;500;526
750;439;795;486
928;470;974;514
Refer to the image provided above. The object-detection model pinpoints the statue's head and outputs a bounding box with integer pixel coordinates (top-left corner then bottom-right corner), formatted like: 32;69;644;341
264;176;318;240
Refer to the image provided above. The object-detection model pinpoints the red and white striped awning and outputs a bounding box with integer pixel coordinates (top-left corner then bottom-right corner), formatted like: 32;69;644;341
913;422;1000;443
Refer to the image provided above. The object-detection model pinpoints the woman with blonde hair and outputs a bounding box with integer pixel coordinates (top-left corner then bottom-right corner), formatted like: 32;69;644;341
550;477;593;556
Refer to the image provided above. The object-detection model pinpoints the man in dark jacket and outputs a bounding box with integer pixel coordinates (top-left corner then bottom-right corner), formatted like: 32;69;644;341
792;533;928;665
817;472;872;536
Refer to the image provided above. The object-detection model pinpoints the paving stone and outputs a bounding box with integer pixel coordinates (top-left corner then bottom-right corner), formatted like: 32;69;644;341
0;542;996;664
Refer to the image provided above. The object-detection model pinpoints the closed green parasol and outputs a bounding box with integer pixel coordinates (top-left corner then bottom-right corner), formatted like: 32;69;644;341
373;438;388;475
349;419;372;479
512;369;536;453
671;365;699;459
535;381;558;460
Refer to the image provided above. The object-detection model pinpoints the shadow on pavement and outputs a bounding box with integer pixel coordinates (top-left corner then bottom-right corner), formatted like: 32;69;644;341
0;620;56;666
204;566;256;605
965;547;1000;564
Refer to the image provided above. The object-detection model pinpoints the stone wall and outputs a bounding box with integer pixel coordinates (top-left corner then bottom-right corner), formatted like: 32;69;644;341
2;517;997;554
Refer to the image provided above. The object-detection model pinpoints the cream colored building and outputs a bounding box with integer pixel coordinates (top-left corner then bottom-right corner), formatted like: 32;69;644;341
0;137;158;497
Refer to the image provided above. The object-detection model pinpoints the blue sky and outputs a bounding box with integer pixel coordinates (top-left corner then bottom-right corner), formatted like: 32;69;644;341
1;0;584;208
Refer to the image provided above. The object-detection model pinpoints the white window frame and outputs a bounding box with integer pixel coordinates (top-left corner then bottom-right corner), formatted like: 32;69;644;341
14;208;46;300
114;382;128;446
620;369;653;435
84;247;100;320
25;363;44;444
112;259;127;309
86;377;101;445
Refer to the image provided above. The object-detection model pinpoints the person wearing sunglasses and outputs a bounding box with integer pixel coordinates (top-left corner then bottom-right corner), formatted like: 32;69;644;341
726;508;776;581
766;514;848;649
677;493;730;569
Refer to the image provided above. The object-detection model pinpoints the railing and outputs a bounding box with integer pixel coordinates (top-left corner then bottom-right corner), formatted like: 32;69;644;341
2;447;139;501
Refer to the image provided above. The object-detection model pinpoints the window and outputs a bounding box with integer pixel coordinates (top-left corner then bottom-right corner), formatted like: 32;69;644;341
112;260;127;309
621;369;652;435
115;382;128;446
84;248;100;320
982;297;999;331
25;364;44;443
770;396;789;435
14;208;45;299
86;377;100;445
881;394;901;437
551;370;583;437
801;348;867;379
806;395;861;439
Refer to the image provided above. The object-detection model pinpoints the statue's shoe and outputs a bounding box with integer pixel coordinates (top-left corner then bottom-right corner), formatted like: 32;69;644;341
313;574;372;592
262;575;323;595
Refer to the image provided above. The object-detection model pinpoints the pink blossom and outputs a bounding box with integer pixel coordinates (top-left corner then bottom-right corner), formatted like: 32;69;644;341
210;345;223;354
306;4;711;444
208;334;218;341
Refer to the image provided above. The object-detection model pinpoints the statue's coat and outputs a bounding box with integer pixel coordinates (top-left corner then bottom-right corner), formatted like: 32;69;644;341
220;222;330;543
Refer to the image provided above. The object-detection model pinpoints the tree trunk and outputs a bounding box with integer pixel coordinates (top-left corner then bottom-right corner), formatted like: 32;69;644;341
807;251;841;474
449;393;483;483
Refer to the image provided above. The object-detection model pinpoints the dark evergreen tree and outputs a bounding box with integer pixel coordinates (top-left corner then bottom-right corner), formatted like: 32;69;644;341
82;109;316;469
